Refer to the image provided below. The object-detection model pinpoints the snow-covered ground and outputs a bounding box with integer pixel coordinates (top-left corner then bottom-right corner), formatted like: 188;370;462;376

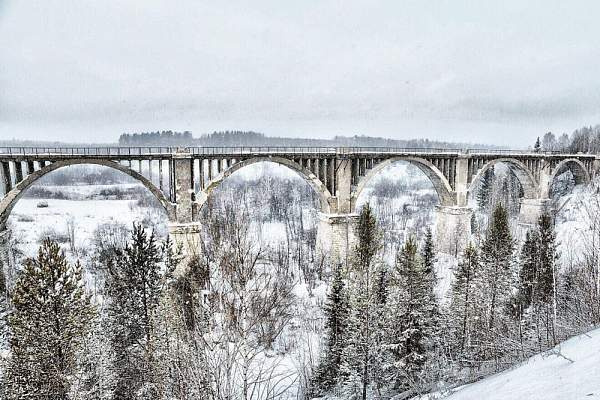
8;185;168;257
417;326;600;400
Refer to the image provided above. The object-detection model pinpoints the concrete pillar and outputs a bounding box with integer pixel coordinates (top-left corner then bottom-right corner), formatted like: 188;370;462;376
173;153;195;223
316;212;359;267
0;228;13;297
435;206;472;256
593;159;600;179
538;159;552;199
518;198;551;226
335;159;354;213
454;156;470;207
168;222;202;277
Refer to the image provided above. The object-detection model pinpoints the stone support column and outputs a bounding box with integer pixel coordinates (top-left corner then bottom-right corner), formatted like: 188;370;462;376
168;222;202;277
316;212;359;267
173;152;195;223
518;198;551;226
0;228;13;297
334;159;354;214
435;206;472;256
454;156;470;207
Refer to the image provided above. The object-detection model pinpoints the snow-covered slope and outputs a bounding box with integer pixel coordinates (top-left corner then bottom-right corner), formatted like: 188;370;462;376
430;327;600;400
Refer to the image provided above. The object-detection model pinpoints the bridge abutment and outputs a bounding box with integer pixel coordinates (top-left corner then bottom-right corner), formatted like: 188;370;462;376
518;198;551;226
435;206;472;256
316;212;359;267
168;222;203;277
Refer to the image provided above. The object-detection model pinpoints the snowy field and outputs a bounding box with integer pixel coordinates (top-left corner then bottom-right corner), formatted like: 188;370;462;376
8;185;168;258
417;326;600;400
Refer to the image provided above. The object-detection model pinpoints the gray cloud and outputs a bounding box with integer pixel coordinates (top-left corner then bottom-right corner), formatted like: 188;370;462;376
1;0;600;145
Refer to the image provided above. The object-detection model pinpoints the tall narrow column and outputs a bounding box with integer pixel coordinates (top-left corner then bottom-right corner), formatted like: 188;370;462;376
0;228;13;297
335;158;353;213
169;151;202;277
435;205;472;256
316;212;359;267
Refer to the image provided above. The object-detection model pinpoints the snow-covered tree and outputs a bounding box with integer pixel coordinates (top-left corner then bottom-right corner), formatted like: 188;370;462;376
478;204;515;367
4;239;95;399
449;242;480;360
312;262;350;394
104;224;168;399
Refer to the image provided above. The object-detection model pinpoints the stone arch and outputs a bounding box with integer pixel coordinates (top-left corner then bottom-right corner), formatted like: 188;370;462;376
352;156;456;207
548;158;590;188
0;158;176;229
195;156;333;214
468;158;538;199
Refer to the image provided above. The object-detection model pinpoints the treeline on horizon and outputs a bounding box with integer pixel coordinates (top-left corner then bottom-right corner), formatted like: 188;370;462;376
4;124;600;152
117;130;492;149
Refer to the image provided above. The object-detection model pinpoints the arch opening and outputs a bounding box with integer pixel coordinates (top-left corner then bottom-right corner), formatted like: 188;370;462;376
0;159;174;230
195;156;332;215
2;162;170;259
195;160;326;262
548;159;590;199
353;156;455;208
354;159;443;261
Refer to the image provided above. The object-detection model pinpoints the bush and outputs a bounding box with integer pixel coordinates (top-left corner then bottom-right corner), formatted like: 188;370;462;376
36;201;49;208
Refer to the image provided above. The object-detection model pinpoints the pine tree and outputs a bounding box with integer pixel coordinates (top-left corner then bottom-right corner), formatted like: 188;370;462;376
5;239;94;400
534;137;541;152
312;263;350;394
104;224;166;399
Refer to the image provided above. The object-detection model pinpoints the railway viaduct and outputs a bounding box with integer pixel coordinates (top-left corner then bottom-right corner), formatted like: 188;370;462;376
0;146;598;273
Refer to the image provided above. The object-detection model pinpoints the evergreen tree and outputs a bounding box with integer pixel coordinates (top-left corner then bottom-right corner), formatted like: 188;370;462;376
449;243;480;359
383;235;440;392
312;263;350;394
534;137;541;152
341;203;381;400
478;203;514;366
477;167;495;211
5;239;94;400
104;224;166;399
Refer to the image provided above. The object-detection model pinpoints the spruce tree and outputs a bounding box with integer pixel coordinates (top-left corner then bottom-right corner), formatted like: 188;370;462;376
479;203;514;366
341;203;381;400
477;167;495;211
534;137;541;152
5;239;94;400
312;263;349;394
104;224;165;399
384;235;439;391
449;243;480;358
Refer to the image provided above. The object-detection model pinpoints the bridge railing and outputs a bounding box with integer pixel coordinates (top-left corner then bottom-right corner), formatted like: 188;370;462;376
186;147;339;155
0;147;175;156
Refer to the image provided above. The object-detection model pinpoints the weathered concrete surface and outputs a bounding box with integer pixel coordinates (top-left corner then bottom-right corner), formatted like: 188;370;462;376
168;222;203;277
173;154;195;223
0;229;13;296
518;198;551;226
435;206;472;256
316;212;359;267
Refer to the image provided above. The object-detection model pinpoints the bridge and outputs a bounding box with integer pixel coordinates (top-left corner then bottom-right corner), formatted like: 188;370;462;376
0;146;597;272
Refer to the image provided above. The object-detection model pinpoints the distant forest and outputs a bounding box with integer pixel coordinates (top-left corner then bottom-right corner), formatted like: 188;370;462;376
117;130;493;149
4;125;600;152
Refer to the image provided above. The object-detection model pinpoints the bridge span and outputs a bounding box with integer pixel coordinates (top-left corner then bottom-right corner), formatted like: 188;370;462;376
0;146;598;272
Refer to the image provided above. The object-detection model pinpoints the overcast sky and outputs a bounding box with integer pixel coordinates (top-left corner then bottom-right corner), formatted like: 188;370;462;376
1;1;600;145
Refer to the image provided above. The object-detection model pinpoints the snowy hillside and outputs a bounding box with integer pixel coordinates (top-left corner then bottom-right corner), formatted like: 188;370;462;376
420;326;600;400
